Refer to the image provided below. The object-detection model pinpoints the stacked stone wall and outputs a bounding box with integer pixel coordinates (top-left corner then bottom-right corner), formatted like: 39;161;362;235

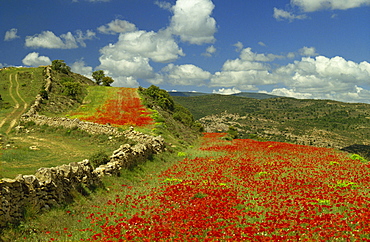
0;130;165;228
1;66;166;228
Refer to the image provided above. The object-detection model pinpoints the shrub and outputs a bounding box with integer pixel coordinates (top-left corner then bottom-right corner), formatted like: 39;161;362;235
89;151;110;168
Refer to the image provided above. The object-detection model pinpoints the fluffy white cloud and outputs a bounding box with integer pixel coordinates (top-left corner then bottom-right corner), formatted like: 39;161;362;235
213;87;241;95
234;42;244;52
71;60;93;79
291;0;370;12
210;48;279;88
25;31;77;49
208;46;370;103
273;55;370;102
299;46;319;56
22;52;51;66
160;63;211;85
75;30;96;47
169;0;217;45
240;48;284;62
202;45;216;57
260;88;313;99
97;29;185;87
155;1;172;10
4;28;20;41
97;19;137;35
273;8;307;22
25;30;95;49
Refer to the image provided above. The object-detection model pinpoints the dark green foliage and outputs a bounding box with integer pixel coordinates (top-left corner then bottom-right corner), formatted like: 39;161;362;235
39;90;48;100
173;94;370;147
140;85;175;111
51;60;71;74
102;76;114;86
92;70;105;85
62;82;83;99
138;85;202;147
173;104;194;126
227;126;238;139
89;151;110;168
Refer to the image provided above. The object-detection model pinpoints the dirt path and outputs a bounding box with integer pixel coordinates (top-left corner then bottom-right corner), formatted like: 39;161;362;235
0;74;28;134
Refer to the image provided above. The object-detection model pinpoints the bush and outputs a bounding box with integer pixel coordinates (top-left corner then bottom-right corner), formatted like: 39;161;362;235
89;151;110;168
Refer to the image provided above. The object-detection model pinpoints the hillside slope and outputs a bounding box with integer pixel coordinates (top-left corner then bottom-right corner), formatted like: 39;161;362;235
172;94;370;150
0;66;200;179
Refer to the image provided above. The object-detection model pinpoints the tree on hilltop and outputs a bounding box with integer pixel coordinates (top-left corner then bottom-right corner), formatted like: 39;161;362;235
92;70;114;86
102;76;114;86
51;60;70;74
92;70;104;85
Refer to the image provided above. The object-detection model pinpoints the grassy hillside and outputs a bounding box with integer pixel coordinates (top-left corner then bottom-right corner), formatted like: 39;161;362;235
0;67;200;179
173;94;370;150
0;67;45;134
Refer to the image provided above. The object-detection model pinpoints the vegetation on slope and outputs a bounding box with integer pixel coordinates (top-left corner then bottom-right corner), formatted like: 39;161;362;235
138;85;203;147
0;67;45;134
38;61;96;116
173;94;370;149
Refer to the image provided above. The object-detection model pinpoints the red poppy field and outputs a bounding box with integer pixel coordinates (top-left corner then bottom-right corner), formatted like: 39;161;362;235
69;87;153;127
46;133;368;241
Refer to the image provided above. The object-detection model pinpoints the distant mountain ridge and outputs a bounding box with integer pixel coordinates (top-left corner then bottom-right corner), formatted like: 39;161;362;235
169;91;279;99
171;92;370;155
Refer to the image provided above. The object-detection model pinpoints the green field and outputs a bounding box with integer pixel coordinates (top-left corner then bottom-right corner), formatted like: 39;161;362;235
0;67;45;134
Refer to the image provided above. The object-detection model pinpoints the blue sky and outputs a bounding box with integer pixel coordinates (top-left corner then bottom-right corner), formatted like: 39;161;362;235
1;0;370;103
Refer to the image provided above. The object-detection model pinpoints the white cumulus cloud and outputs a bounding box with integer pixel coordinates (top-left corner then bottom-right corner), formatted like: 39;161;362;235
4;28;20;41
233;42;244;52
160;63;211;86
208;46;370;103
155;1;173;10
213;87;242;95
97;19;137;35
25;31;77;49
97;29;184;87
169;0;217;45
299;46;319;56
273;8;307;22
22;52;51;66
274;55;370;102
210;47;279;89
202;45;216;57
71;60;93;79
25;30;95;49
291;0;370;12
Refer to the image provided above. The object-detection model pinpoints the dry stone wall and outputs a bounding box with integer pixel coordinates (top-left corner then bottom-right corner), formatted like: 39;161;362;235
1;66;166;228
0;129;165;228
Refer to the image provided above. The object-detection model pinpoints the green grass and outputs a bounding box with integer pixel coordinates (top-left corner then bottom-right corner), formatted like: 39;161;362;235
0;67;45;133
0;124;135;179
0;148;191;241
66;86;113;119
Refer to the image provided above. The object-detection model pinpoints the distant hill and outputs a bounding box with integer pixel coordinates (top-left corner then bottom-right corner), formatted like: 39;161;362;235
169;91;278;99
172;94;370;151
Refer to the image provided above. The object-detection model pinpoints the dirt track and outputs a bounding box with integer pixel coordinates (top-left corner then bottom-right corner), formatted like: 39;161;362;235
0;74;28;134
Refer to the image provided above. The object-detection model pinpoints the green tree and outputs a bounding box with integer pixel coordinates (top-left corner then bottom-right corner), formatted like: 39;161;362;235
227;126;238;139
62;82;83;99
102;76;114;86
51;60;70;74
143;85;175;111
92;70;105;85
